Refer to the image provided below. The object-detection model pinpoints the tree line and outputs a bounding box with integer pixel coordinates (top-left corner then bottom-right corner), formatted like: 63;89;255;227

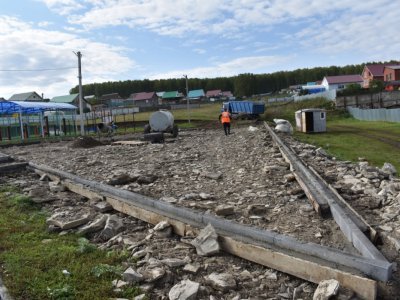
69;60;398;98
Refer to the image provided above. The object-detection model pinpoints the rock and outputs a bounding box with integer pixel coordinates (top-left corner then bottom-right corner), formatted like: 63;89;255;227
203;172;223;180
99;215;125;241
160;196;178;203
284;173;296;182
94;201;113;212
39;174;50;181
48;181;66;192
215;205;235;216
199;192;211;200
28;186;47;198
245;204;267;216
46;211;91;230
183;263;200;274
169;279;200;300
134;294;146;300
191;224;220;256
313;279;339;300
137;175;157;184
379;225;393;232
265;270;278;281
132;249;148;259
77;214;108;235
161;258;186;268
112;279;128;288
316;147;329;157
381;162;397;176
108;173;134;186
123;267;144;283
142;267;165;282
154;221;172;237
205;273;237;292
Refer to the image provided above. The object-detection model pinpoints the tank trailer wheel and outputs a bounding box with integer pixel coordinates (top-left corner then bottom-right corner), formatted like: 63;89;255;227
144;124;151;134
172;124;179;138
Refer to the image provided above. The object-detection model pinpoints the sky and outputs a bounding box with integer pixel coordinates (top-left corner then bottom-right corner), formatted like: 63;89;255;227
0;0;399;99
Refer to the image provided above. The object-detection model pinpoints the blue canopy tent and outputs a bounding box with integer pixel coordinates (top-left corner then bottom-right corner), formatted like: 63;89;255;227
0;101;77;140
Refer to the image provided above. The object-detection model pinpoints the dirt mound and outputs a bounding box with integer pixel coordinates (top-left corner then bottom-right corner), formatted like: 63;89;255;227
69;136;104;148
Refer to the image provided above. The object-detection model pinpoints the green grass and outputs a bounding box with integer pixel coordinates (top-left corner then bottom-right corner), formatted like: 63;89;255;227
0;190;141;300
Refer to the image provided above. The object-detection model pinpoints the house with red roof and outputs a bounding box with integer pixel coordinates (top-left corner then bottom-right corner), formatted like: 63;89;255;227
129;92;158;107
321;75;364;91
362;64;386;88
206;90;222;98
383;66;400;91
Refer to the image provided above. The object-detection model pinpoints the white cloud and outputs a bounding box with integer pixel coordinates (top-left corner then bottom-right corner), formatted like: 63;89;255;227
294;1;400;59
38;0;86;15
147;55;291;79
0;16;136;98
193;48;206;55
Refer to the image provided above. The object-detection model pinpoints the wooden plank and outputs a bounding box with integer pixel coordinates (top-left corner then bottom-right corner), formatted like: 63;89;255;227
292;171;322;215
112;140;146;146
220;236;377;300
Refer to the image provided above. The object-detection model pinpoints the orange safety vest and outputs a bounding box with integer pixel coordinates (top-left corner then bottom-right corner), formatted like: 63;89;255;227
221;111;231;123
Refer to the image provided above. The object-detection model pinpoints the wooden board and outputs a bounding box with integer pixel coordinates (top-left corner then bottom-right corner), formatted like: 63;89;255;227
112;140;146;146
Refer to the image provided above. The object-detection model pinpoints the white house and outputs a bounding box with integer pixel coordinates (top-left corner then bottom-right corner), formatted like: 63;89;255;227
321;75;364;91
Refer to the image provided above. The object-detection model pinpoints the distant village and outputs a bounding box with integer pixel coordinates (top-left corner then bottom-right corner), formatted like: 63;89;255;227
1;63;399;112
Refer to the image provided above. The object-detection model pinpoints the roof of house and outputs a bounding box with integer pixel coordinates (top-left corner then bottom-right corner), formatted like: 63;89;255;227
50;93;79;103
385;65;400;70
206;90;222;97
100;93;122;100
222;91;233;97
364;64;386;77
365;63;400;76
132;92;156;101
8;91;42;101
188;89;205;98
162;91;180;99
324;75;363;84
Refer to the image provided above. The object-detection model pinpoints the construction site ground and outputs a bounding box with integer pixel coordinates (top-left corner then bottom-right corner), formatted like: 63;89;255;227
1;122;400;299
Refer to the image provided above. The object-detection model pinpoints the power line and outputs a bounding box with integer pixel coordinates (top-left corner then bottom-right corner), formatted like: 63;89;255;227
0;66;76;72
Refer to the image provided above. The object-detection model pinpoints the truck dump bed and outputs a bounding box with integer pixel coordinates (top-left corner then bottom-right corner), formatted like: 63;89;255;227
225;101;265;116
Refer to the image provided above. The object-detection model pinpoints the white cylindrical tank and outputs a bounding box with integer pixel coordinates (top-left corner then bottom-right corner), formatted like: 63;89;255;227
149;110;175;132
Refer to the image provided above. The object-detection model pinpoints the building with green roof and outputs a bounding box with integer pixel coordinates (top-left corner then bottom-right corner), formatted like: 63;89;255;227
50;93;79;105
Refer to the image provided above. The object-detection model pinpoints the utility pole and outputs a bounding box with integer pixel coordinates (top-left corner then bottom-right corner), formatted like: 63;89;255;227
183;74;190;123
75;51;85;135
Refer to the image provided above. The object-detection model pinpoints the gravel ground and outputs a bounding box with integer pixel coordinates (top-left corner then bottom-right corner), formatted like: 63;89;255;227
1;124;400;299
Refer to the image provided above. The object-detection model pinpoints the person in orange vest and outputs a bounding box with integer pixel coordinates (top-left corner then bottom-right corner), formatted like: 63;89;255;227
219;107;232;136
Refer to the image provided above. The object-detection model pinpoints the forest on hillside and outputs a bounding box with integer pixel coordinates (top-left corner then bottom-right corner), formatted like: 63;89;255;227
70;61;398;98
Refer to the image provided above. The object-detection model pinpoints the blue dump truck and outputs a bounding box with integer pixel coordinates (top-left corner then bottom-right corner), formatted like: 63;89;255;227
222;101;265;119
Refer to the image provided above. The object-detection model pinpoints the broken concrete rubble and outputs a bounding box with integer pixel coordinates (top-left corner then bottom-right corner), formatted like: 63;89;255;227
190;224;220;256
205;273;237;292
313;279;340;300
168;279;200;300
98;214;125;241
